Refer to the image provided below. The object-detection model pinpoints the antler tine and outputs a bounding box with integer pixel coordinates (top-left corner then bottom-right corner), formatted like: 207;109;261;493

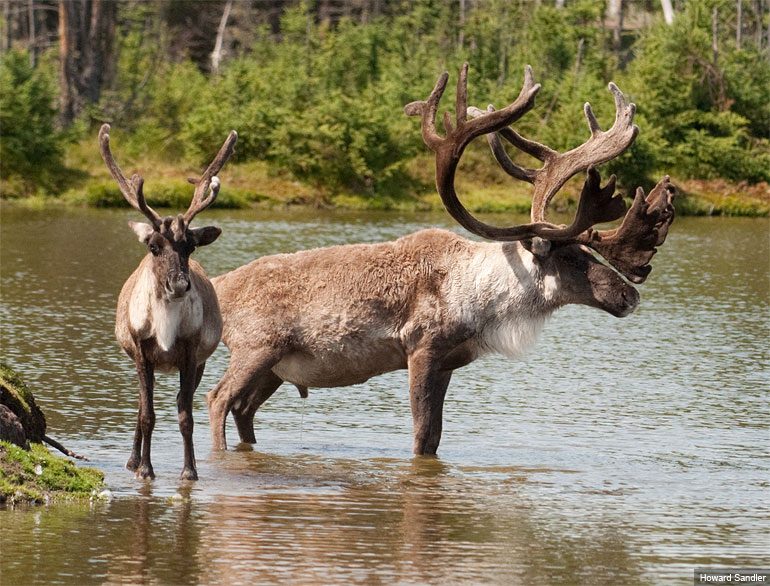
530;82;638;223
184;130;238;223
467;105;537;183
129;174;163;225
460;64;541;145
404;71;449;150
98;124;161;227
406;64;561;241
577;176;676;283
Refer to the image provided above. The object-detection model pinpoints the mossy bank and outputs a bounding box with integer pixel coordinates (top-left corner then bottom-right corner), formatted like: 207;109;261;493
0;441;105;505
0;363;105;506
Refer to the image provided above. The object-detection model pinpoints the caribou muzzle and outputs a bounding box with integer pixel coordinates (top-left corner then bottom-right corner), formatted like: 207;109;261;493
612;284;640;318
165;273;192;299
587;262;640;318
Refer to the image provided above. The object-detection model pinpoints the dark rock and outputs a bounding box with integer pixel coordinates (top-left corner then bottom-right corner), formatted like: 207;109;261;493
0;362;47;446
0;404;29;449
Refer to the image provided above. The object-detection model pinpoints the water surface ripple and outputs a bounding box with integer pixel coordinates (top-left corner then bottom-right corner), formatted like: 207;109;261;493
1;205;767;585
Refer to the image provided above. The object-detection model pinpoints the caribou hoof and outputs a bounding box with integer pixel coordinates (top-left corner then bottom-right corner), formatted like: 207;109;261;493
179;467;198;481
125;455;140;472
135;464;155;480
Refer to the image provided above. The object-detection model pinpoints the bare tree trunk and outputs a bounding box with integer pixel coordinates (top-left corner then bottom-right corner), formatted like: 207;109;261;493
713;6;719;65
661;0;674;24
608;0;623;53
759;2;770;47
2;0;8;51
737;0;742;48
57;0;116;127
458;0;465;49
27;0;35;66
57;0;75;125
211;0;233;75
573;37;585;76
556;0;565;8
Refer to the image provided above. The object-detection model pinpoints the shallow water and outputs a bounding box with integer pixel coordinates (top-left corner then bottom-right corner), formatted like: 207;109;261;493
1;204;768;585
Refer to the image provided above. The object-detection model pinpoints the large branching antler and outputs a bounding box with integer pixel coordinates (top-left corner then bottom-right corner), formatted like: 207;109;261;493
406;64;675;284
576;176;675;283
98;124;162;228
184;130;238;224
470;82;638;225
405;63;567;241
406;64;633;241
469;84;674;283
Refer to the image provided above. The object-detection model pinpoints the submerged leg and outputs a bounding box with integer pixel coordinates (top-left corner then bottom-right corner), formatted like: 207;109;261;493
134;341;156;479
207;349;281;451
126;411;142;472
408;349;452;456
231;370;283;444
177;357;204;481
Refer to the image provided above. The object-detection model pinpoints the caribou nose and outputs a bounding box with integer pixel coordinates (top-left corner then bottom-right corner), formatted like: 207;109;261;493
617;286;640;317
165;274;190;299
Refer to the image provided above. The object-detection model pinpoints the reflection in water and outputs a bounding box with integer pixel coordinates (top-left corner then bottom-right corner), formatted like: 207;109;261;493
0;454;647;585
1;205;768;585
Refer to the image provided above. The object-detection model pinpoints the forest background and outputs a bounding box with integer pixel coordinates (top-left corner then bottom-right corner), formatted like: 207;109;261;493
1;0;769;216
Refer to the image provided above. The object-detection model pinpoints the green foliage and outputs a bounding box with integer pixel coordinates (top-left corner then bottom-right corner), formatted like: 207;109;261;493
182;5;421;196
621;0;770;183
4;0;769;206
94;2;209;160
0;50;64;195
64;177;253;209
0;441;104;504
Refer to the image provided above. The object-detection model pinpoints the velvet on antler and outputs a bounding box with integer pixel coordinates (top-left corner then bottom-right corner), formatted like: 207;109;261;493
406;63;675;283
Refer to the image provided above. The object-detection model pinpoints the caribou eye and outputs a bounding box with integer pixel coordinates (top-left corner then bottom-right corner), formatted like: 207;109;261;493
148;243;160;256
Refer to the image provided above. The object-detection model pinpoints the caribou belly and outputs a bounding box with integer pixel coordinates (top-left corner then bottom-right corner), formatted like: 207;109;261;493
271;341;407;388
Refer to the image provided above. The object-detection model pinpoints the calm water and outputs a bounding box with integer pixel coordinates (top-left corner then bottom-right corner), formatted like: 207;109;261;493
0;203;768;585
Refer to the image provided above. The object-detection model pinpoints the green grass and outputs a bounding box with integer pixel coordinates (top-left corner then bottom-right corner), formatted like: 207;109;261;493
674;181;770;217
2;138;768;216
0;441;105;505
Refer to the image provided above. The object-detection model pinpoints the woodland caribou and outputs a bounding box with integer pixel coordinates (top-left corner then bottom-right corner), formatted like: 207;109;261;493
101;124;237;479
206;64;675;455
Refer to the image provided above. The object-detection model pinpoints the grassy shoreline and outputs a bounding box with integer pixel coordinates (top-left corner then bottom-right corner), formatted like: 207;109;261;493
0;363;105;506
3;150;769;217
0;441;105;505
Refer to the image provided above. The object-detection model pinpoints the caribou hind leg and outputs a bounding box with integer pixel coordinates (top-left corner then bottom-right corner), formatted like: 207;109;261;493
231;371;283;444
408;350;452;456
207;349;281;450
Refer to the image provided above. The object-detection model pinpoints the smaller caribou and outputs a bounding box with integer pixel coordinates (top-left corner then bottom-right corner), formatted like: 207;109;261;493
99;124;237;480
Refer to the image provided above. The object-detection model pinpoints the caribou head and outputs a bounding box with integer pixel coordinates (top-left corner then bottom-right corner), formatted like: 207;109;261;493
98;124;237;301
405;63;675;319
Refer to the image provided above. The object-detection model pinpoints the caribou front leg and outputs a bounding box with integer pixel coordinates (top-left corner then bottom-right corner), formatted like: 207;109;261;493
408;350;452;456
126;411;142;472
134;341;156;480
177;353;203;481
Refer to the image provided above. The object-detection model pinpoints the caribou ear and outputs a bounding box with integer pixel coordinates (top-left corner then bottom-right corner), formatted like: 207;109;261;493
189;226;221;247
530;237;552;258
129;221;155;244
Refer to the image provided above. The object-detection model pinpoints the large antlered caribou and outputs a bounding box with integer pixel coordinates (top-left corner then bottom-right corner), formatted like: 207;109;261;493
101;124;237;479
206;63;675;456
